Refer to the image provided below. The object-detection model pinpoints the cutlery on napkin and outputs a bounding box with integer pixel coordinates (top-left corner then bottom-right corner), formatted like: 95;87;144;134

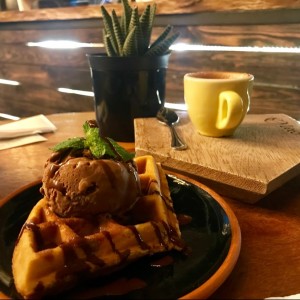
0;114;57;150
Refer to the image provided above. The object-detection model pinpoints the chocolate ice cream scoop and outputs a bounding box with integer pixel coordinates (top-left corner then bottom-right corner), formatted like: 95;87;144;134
41;151;141;217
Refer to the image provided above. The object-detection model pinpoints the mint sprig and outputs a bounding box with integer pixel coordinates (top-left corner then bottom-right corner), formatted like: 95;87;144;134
106;137;135;162
51;121;135;161
51;137;85;152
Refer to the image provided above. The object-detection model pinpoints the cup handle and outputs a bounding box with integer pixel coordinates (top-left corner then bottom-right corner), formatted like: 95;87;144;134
216;91;244;130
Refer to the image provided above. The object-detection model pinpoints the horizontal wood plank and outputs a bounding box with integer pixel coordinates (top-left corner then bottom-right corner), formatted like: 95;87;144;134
0;49;299;119
166;86;300;121
0;2;299;120
169;51;300;87
0;85;94;117
1;48;299;89
2;49;298;83
0;63;92;90
0;74;298;120
1;0;300;23
1;23;300;47
187;24;300;47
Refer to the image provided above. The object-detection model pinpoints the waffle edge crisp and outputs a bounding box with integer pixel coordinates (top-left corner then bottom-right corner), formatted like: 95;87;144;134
12;155;184;299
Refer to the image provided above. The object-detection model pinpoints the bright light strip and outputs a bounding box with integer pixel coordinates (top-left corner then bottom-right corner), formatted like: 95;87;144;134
170;43;300;54
165;102;187;111
58;88;94;97
0;113;20;120
0;79;20;86
27;40;300;54
27;41;103;49
58;87;188;110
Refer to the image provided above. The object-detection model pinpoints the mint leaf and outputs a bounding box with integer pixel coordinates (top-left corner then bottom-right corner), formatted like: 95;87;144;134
106;138;135;161
84;125;107;158
84;125;116;158
51;121;135;161
83;121;90;135
51;137;85;152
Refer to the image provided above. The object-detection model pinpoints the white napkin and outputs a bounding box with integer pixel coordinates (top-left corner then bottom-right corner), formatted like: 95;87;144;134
0;115;57;150
266;294;300;299
0;134;47;150
0;114;56;139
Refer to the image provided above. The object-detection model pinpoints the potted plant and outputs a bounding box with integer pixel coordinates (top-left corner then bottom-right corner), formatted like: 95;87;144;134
87;0;179;142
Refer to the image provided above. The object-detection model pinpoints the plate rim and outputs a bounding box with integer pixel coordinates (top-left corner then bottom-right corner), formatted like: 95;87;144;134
0;173;241;300
170;171;241;299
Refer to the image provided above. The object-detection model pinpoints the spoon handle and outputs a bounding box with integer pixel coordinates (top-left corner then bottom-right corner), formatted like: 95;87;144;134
169;125;187;150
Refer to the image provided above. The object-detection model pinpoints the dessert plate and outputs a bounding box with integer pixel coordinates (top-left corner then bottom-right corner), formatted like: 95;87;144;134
0;172;241;299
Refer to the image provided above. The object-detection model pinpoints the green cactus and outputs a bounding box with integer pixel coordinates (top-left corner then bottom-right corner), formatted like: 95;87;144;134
101;0;179;57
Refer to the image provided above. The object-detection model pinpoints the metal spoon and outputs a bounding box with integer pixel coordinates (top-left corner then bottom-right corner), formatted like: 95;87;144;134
156;107;187;150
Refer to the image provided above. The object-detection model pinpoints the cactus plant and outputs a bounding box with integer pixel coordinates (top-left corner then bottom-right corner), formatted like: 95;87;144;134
101;0;179;57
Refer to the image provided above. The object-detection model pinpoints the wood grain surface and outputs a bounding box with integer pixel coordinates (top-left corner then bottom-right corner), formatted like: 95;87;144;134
135;113;300;203
0;1;300;125
212;195;300;299
1;24;300;119
0;1;300;120
1;0;300;23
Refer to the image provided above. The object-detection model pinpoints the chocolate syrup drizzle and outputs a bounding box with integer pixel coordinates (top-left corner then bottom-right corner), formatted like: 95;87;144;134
21;209;184;298
22;120;186;298
127;226;151;251
102;231;130;263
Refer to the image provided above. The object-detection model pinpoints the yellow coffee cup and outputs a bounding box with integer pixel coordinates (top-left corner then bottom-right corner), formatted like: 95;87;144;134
184;71;254;137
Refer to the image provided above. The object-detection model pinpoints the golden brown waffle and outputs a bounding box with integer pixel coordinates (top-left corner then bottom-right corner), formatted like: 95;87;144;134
12;155;183;299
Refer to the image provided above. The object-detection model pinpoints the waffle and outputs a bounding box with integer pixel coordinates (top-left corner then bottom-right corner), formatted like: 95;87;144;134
12;155;184;299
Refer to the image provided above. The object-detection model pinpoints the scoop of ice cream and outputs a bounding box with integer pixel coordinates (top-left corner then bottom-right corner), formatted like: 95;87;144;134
41;151;141;217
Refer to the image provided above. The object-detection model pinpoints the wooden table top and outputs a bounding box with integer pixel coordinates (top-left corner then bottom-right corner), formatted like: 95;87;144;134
1;112;300;299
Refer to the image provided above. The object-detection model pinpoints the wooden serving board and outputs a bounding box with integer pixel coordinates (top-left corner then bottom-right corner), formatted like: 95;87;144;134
134;113;300;203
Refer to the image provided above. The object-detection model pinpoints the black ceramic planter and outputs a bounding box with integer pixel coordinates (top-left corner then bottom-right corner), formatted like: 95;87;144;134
87;53;170;142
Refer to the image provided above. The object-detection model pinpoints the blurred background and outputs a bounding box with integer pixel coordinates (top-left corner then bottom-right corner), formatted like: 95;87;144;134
0;0;299;120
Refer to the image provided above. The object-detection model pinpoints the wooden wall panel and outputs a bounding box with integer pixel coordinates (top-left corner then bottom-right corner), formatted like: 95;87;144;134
0;64;92;90
0;7;299;120
250;86;300;116
168;51;300;86
166;83;300;119
2;23;300;46
186;24;300;47
0;45;94;67
1;0;300;23
0;28;102;44
0;84;94;117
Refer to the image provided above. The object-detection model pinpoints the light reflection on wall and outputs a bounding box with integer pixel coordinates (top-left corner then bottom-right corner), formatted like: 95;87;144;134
58;88;94;97
170;43;300;54
21;40;300;112
26;40;300;54
27;41;103;49
0;79;20;86
0;113;20;120
57;87;187;110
